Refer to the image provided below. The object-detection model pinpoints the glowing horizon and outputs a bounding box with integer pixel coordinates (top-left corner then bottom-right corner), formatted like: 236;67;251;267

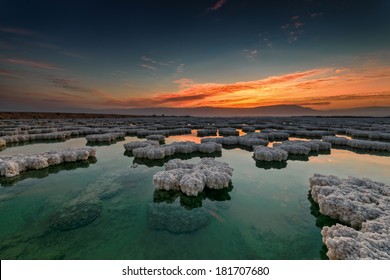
0;1;389;113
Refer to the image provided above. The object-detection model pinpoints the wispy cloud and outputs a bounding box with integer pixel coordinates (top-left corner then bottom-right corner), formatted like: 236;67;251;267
207;0;227;12
0;26;35;36
176;63;185;73
5;58;64;71
139;64;156;71
47;77;97;93
174;78;194;88
0;68;19;79
310;12;324;19
242;49;258;59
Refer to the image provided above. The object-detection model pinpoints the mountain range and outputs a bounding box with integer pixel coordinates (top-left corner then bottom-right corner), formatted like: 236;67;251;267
98;105;390;117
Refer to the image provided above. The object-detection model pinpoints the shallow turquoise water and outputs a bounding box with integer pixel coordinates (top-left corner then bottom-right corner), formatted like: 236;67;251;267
0;132;389;259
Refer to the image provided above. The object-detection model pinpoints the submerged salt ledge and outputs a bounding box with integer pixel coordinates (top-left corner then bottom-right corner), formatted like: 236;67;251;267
322;136;390;151
153;158;233;196
0;148;96;177
309;174;390;259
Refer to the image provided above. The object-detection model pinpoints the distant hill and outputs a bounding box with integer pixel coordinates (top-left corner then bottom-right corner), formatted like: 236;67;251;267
103;105;389;117
1;105;388;118
107;105;320;117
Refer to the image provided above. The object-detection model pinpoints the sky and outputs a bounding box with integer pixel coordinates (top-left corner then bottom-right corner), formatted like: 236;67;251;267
0;0;389;112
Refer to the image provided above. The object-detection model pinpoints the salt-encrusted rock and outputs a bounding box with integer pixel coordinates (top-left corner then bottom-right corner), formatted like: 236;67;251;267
322;216;390;260
322;136;390;151
164;159;195;170
197;128;217;137
293;130;335;138
180;171;206;196
1;132;71;144
153;158;233;196
0;148;96;177
198;142;222;153
123;140;159;152
266;132;290;141
244;132;269;140
131;141;222;160
242;126;255;133
170;141;199;153
322;136;349;145
309;174;390;228
253;146;288;161
273;141;311;155
238;136;268;147
85;132;125;143
0;139;6;149
146;134;165;142
218;128;239;136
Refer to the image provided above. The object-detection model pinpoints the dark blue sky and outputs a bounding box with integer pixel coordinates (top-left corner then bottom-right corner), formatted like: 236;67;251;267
1;0;389;111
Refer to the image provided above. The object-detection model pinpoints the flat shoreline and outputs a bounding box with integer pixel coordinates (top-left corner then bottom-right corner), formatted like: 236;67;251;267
0;112;145;119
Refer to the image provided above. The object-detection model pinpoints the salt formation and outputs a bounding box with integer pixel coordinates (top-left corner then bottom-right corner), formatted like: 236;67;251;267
218;128;239;136
309;174;390;259
153;158;233;196
253;146;288;161
242;126;255;132
85;132;125;143
0;138;5;149
0;148;96;177
201;135;268;147
293;130;335;138
129;141;222;160
123;140;159;152
197;128;217;137
322;216;390;260
322;136;390;151
146;134;165;142
274;140;331;155
1;131;71;144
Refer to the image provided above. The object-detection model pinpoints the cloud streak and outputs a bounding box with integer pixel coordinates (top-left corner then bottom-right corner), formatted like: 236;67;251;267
5;58;64;71
207;0;227;12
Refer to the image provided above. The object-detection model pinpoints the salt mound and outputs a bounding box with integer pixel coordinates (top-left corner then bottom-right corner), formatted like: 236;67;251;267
131;141;222;160
85;132;125;143
309;174;390;259
153;158;233;196
322;216;390;260
309;174;390;228
0;148;96;177
253;146;288;161
322;136;390;151
123;140;159;152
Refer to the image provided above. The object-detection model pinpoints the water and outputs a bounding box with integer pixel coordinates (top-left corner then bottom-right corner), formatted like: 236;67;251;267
0;132;389;259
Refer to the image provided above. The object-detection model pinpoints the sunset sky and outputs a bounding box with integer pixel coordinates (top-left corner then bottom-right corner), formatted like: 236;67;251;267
0;0;389;112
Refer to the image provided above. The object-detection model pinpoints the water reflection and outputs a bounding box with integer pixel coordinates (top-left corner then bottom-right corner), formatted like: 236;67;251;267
125;151;222;167
254;160;288;170
153;183;233;210
307;191;341;260
331;146;390;157
0;158;97;187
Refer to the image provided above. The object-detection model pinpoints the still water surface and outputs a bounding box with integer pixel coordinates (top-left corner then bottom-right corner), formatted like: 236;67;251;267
0;131;389;259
